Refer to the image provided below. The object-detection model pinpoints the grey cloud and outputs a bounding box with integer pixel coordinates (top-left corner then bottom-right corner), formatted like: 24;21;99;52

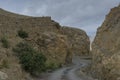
1;0;119;39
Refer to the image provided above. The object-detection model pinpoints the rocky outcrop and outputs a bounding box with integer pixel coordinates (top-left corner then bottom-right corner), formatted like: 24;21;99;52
28;32;71;65
91;5;120;80
0;9;90;79
62;26;90;56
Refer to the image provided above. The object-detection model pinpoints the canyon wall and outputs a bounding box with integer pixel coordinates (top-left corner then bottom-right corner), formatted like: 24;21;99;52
0;9;90;80
91;5;120;80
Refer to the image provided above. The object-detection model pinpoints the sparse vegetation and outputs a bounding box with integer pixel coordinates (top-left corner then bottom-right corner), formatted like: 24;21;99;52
55;23;61;29
13;42;62;75
46;62;62;70
13;42;46;75
0;59;9;69
1;37;10;48
18;29;28;38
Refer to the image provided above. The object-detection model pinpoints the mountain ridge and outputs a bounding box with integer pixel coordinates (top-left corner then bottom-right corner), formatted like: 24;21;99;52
0;8;90;80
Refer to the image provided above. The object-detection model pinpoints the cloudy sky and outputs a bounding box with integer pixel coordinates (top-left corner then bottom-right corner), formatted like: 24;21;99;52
0;0;119;41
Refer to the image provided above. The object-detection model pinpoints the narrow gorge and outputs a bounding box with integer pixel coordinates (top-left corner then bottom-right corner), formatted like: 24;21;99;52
0;4;120;80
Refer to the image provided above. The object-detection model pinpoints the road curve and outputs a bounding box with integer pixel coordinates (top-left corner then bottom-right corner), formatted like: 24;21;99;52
46;57;95;80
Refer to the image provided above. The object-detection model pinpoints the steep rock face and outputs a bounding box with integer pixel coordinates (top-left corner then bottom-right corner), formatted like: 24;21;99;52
0;10;68;80
62;27;90;56
0;9;90;79
27;32;71;65
91;5;120;80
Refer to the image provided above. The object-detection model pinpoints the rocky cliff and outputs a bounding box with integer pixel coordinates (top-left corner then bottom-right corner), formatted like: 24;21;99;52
91;5;120;80
62;26;90;56
0;9;90;80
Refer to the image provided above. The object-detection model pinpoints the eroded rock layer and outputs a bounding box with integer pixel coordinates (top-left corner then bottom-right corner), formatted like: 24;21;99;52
91;5;120;80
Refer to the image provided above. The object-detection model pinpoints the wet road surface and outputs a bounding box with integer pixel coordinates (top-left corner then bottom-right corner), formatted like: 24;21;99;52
46;56;95;80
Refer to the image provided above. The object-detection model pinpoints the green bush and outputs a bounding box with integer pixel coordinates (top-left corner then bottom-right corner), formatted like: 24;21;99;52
18;29;28;38
1;37;10;48
13;42;46;75
46;62;61;70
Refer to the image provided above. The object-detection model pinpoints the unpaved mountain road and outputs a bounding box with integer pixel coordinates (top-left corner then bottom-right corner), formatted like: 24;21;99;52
45;56;95;80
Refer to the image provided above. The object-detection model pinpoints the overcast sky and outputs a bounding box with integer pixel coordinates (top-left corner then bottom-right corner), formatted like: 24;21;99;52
0;0;119;41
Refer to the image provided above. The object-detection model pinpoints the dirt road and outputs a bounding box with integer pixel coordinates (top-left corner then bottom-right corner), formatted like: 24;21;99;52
46;56;94;80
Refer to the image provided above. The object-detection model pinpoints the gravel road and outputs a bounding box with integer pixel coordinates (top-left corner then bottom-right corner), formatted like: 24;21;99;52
45;56;95;80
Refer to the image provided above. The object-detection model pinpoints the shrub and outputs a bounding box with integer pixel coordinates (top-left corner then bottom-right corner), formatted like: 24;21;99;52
13;42;46;75
46;62;61;70
55;23;60;29
1;37;10;48
18;29;28;38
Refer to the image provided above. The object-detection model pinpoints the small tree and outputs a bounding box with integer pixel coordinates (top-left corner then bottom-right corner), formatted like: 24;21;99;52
13;42;46;75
